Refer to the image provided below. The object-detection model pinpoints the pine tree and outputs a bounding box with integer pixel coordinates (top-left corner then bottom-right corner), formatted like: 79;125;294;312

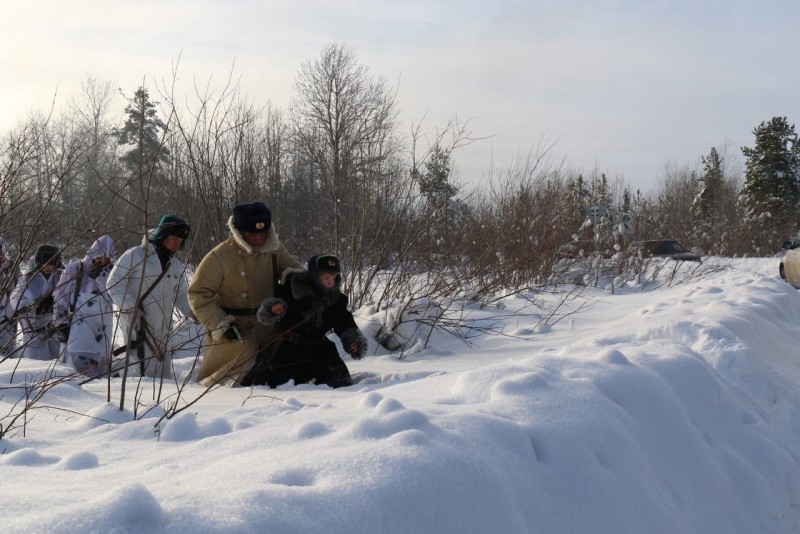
589;173;610;205
739;117;799;228
114;87;169;174
695;148;724;220
691;147;724;248
113;87;171;218
416;144;468;253
561;175;590;241
618;188;634;243
568;174;589;207
419;145;457;205
586;173;614;250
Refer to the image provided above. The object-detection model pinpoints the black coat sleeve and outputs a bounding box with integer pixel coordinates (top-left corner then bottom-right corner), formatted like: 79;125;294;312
329;293;358;338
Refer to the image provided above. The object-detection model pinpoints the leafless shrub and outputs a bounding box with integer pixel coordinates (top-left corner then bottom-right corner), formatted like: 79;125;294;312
3;46;776;437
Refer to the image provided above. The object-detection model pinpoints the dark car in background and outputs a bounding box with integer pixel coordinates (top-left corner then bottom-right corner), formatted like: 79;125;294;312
780;231;800;288
627;240;702;262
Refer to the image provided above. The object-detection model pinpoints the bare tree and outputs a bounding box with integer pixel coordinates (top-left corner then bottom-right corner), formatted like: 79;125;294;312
64;76;124;245
289;43;401;262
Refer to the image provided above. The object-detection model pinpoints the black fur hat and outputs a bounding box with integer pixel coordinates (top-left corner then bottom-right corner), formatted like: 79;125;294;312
308;255;341;274
232;202;272;233
34;244;63;270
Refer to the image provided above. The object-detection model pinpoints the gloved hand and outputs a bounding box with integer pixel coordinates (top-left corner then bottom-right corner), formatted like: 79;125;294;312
257;298;287;325
341;328;368;360
224;323;242;341
127;306;143;331
56;323;70;344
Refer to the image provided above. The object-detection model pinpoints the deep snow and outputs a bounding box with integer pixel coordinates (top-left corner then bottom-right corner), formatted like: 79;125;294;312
2;257;800;533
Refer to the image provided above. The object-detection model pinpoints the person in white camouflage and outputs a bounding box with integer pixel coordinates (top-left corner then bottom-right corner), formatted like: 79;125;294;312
9;244;64;360
0;237;18;357
53;235;116;377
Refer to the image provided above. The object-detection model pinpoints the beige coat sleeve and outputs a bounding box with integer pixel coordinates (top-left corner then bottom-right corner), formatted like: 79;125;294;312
188;251;234;338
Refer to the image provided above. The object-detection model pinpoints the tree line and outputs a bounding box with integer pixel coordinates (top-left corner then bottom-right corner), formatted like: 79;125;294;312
1;43;798;303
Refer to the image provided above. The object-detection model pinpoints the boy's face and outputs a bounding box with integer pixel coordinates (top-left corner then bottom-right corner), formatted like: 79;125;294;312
319;272;337;289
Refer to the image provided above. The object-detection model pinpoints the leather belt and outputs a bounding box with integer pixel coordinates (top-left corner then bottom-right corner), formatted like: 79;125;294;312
221;307;259;316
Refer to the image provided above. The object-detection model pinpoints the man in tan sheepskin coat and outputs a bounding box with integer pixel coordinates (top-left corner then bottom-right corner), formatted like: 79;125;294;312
189;202;302;386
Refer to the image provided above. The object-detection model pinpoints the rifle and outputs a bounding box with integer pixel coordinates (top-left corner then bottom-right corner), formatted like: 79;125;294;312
63;263;85;340
111;337;143;357
56;264;85;364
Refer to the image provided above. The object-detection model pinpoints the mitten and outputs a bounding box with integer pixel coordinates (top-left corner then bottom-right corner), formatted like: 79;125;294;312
340;327;368;360
257;298;287;325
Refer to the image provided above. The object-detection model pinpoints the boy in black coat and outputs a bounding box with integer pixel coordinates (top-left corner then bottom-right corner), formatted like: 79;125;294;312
242;254;368;388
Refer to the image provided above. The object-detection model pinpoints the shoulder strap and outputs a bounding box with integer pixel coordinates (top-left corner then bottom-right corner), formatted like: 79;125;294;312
272;253;278;296
137;264;170;308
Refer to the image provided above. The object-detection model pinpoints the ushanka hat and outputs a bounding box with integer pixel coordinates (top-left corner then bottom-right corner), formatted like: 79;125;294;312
232;202;272;233
308;255;342;274
34;244;63;269
149;214;190;243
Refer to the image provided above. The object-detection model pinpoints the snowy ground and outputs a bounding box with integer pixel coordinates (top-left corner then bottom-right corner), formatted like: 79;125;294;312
2;257;800;533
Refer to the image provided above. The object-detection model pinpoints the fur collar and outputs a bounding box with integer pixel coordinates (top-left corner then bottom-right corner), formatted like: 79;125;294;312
227;216;281;254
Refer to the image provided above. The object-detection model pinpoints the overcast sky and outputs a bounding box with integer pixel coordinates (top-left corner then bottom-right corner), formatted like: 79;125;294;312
1;0;798;193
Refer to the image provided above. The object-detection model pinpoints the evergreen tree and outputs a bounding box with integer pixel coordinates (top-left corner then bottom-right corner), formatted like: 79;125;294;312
739;117;799;228
589;173;610;205
114;87;169;174
113;86;171;217
618;188;634;243
694;147;724;220
560;175;590;242
568;174;589;207
415;145;469;255
586;173;614;249
691;147;725;248
419;145;457;205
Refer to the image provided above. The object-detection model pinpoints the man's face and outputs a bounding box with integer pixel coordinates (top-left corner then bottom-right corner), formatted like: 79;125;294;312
162;235;184;253
241;231;266;251
92;257;111;268
319;272;337;289
41;263;54;275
